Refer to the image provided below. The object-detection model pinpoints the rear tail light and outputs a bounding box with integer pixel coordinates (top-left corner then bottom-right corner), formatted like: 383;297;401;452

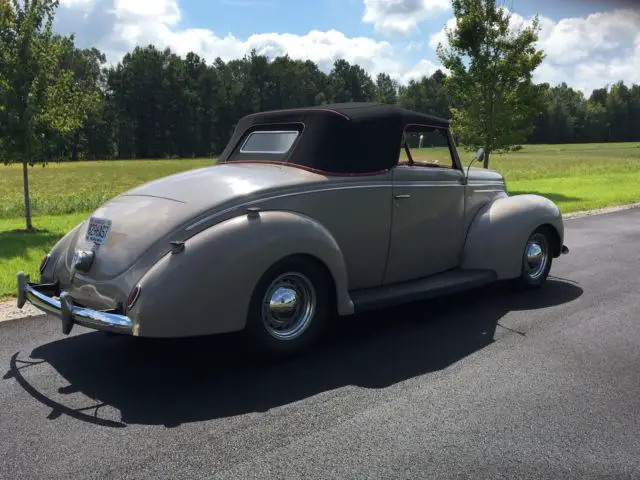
127;285;141;310
39;255;51;274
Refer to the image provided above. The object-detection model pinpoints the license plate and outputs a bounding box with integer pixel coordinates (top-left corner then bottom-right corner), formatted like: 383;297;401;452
85;217;112;245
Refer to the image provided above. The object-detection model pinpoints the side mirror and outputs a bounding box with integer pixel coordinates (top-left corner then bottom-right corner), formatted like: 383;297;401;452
475;148;485;162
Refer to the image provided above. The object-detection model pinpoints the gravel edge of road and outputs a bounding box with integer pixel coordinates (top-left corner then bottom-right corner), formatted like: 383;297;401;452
0;300;42;323
562;202;640;219
2;202;640;323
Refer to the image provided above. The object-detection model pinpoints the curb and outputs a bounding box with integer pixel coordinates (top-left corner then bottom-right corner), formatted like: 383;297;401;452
2;203;640;324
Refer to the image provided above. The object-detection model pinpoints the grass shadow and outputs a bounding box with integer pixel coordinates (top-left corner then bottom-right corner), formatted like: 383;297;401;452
0;230;63;260
6;279;583;428
509;191;583;203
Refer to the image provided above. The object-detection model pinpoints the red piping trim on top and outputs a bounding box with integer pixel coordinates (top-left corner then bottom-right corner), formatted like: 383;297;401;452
222;160;391;177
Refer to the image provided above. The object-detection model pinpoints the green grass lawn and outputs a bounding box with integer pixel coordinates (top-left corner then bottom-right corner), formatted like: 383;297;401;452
0;159;213;219
0;213;87;301
476;142;640;211
1;142;640;300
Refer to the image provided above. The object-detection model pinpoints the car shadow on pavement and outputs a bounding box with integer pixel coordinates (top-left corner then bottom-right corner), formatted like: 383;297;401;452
8;278;583;427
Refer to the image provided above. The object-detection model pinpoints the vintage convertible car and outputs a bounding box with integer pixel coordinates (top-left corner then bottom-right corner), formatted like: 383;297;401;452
17;102;569;355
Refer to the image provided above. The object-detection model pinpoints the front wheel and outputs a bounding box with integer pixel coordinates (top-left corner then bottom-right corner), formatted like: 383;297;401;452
514;227;553;289
244;256;332;357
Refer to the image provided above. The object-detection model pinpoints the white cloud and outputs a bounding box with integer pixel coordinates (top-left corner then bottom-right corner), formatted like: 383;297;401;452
113;0;181;24
53;1;640;93
538;10;640;93
536;10;640;68
401;59;444;83
53;0;447;84
428;8;640;94
406;40;424;52
428;17;456;50
59;0;93;6
362;0;450;35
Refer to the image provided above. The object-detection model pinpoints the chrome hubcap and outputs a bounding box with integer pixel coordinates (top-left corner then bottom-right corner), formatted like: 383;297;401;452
524;233;549;280
262;272;316;340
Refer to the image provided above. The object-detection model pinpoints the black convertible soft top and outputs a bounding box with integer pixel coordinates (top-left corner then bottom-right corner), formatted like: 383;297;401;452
219;102;450;174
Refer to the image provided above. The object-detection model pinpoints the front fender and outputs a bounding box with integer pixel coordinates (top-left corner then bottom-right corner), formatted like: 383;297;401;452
129;210;353;338
461;194;564;279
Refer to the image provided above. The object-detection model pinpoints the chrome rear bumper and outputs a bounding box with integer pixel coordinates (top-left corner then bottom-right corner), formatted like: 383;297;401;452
16;272;135;336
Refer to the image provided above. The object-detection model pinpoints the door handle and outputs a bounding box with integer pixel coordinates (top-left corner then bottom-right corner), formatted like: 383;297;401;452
394;194;411;199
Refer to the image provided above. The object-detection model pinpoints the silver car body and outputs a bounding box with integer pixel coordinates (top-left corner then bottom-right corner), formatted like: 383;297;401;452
17;103;567;338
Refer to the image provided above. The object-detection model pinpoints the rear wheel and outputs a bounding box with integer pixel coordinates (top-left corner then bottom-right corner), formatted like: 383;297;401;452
514;227;553;289
244;256;332;357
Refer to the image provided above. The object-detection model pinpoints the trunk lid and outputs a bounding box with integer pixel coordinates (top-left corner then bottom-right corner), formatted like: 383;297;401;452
66;162;325;280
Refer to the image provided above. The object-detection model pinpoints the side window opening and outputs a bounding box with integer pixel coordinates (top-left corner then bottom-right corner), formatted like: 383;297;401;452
398;126;456;169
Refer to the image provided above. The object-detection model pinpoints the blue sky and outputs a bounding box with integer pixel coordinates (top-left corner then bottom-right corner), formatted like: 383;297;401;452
178;0;610;37
55;0;640;93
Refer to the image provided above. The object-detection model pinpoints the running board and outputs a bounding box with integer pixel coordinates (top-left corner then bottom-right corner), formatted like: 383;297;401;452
350;269;497;313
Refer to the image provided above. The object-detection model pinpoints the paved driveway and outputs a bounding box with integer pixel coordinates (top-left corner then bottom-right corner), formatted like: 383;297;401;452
1;209;639;479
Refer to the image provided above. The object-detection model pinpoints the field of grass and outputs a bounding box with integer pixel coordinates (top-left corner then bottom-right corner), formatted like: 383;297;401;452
0;159;213;219
1;142;640;300
0;213;87;301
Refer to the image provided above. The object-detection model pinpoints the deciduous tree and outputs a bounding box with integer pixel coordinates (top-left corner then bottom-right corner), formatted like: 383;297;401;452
436;0;545;168
0;0;98;230
375;73;398;104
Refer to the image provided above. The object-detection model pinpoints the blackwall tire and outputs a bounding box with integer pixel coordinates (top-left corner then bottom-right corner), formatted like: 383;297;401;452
514;226;553;289
244;256;332;357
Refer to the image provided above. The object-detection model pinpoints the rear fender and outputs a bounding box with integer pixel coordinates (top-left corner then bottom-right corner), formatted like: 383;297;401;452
129;210;353;338
461;194;564;279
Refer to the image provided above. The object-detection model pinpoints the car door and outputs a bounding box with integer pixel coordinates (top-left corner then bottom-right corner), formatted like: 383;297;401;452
382;126;466;285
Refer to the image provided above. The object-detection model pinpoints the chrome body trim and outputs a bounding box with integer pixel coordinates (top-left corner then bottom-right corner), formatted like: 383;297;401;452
393;181;463;187
185;183;394;231
17;272;135;336
184;179;495;232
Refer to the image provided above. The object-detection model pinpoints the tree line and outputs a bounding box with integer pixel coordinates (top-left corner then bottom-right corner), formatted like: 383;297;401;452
1;0;637;230
47;44;640;163
3;0;637;165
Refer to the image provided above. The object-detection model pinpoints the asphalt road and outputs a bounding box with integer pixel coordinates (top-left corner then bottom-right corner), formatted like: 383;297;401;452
1;208;640;479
